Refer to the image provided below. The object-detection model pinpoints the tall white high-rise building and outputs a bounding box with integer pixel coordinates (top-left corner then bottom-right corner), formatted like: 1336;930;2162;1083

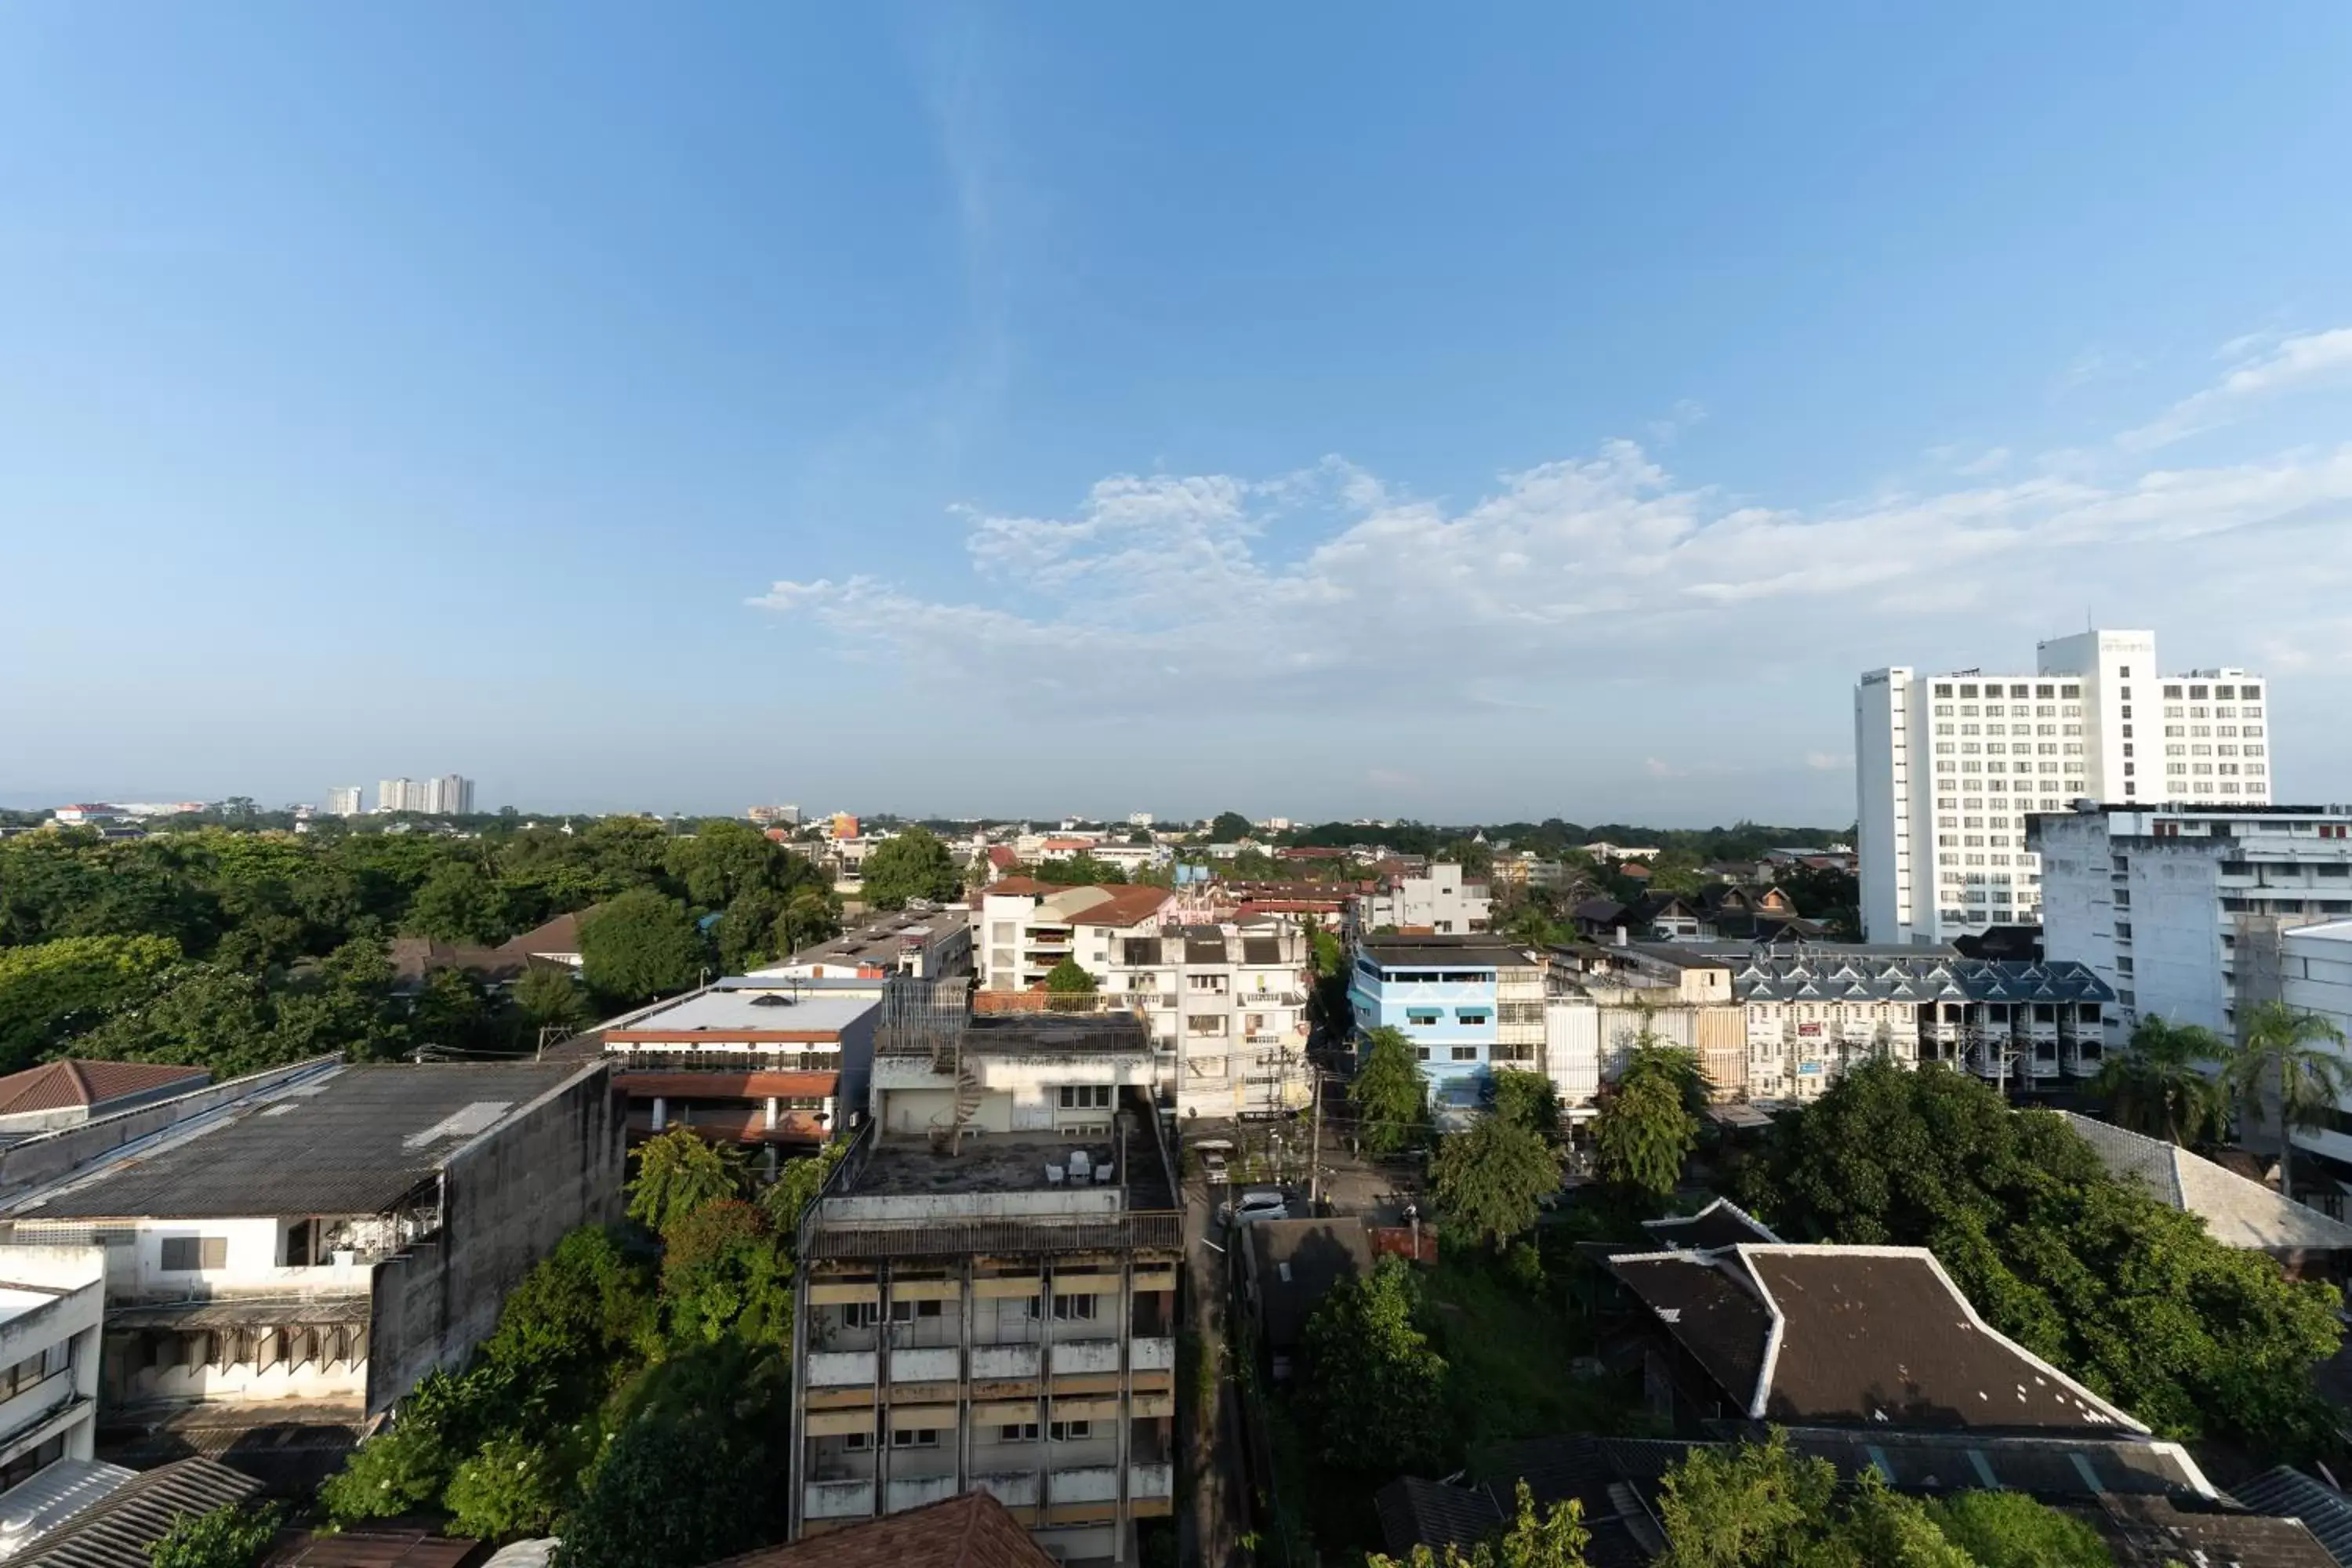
325;786;364;817
1856;629;2275;946
376;778;419;814
422;774;474;815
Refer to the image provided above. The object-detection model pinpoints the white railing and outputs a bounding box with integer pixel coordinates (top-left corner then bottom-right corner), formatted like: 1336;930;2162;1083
972;1343;1042;1380
1131;1336;1174;1371
974;1470;1042;1508
1130;1462;1174;1499
1047;1340;1120;1375
805;1480;876;1519
889;1346;960;1384
808;1350;878;1386
887;1475;962;1513
1047;1465;1120;1504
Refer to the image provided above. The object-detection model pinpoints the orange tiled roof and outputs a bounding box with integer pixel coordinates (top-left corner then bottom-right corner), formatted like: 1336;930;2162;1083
703;1491;1054;1568
0;1059;209;1116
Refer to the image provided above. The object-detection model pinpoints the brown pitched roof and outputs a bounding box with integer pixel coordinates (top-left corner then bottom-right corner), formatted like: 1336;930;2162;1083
0;1060;208;1116
1064;886;1174;928
704;1491;1053;1568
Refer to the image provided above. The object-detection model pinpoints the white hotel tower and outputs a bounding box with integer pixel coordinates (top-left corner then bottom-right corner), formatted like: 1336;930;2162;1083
1857;630;2275;946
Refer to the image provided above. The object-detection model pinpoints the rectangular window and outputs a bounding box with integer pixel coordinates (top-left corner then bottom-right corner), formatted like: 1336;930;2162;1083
891;1428;941;1448
1057;1085;1112;1110
999;1422;1040;1442
1450;1045;1479;1062
160;1237;227;1272
843;1301;881;1329
1051;1293;1098;1322
1406;1008;1441;1025
1049;1421;1093;1442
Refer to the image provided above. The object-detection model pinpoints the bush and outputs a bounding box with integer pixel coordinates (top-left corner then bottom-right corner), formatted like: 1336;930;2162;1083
445;1434;571;1541
148;1502;281;1568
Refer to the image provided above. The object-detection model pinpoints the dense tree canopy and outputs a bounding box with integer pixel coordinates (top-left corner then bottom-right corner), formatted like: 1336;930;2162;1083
1433;1113;1563;1249
1741;1060;2344;1453
1352;1025;1428;1156
1298;1257;1450;1474
857;827;962;910
2089;1014;2230;1146
579;891;708;1004
1370;1483;1590;1568
1593;1046;1703;1201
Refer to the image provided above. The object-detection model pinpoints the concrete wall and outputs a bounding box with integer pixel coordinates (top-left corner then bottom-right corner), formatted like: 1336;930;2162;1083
366;1065;622;1417
0;1059;334;1207
0;1247;102;1471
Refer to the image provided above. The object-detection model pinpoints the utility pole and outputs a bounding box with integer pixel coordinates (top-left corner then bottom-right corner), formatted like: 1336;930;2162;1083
1308;1065;1323;1209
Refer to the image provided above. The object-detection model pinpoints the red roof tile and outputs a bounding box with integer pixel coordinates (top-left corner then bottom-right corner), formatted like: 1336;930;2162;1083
0;1059;209;1116
705;1491;1054;1568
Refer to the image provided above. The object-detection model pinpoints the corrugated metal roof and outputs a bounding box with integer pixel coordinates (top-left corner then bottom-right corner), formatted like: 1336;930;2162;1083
2231;1468;2352;1566
14;1062;598;1221
16;1456;261;1568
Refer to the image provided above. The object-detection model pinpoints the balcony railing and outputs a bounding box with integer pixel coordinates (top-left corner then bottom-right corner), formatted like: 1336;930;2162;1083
808;1210;1185;1261
805;1480;876;1519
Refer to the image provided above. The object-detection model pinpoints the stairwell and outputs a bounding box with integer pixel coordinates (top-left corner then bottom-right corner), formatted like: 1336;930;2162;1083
927;1062;983;1155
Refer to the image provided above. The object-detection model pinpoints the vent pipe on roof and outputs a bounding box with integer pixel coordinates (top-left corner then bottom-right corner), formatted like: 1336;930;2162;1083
1615;925;1628;948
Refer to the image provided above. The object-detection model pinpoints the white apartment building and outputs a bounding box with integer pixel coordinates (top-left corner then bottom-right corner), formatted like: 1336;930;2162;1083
422;774;474;815
324;786;364;818
2281;919;2352;1176
375;778;419;814
1358;863;1492;935
2034;804;2352;1044
0;1246;103;1528
1857;629;2275;946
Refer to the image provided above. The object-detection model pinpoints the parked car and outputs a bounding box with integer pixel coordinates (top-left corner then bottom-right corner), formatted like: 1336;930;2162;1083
1220;1189;1288;1225
1193;1138;1233;1184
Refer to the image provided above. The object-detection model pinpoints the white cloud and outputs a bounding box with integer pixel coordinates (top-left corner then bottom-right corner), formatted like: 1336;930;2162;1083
751;331;2352;722
2119;326;2352;450
1805;752;1851;773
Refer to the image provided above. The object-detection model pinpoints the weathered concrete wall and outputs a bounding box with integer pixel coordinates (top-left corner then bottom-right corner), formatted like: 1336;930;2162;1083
366;1065;622;1415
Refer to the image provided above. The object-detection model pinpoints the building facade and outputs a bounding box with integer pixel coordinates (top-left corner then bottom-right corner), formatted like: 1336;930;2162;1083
421;775;474;815
1348;937;1535;1114
324;787;363;818
1358;864;1491;935
1857;629;2276;946
789;992;1179;1562
2035;804;2352;1044
0;1246;103;1515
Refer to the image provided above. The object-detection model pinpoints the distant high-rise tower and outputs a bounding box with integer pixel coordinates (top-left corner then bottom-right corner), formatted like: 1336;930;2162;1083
325;786;364;817
1855;629;2275;946
422;775;475;815
376;778;418;814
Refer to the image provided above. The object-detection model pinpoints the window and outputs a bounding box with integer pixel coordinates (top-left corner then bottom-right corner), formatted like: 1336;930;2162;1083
1450;1045;1479;1062
1051;1293;1098;1322
1454;1009;1490;1024
1049;1421;1093;1442
843;1431;873;1451
1406;1008;1441;1025
1058;1085;1112;1110
843;1301;881;1329
1000;1422;1040;1443
161;1236;227;1272
887;1298;942;1323
891;1428;941;1448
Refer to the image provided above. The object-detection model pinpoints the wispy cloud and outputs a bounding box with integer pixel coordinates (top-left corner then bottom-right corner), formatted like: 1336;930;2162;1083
2119;326;2352;450
752;328;2352;717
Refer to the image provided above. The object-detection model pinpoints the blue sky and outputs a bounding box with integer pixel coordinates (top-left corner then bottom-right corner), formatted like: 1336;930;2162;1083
5;5;2352;825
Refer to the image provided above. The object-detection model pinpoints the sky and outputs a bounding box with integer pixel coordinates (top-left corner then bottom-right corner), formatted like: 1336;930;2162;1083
5;5;2352;826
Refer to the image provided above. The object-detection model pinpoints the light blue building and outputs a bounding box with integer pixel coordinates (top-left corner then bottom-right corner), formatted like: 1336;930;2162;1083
1348;936;1536;1114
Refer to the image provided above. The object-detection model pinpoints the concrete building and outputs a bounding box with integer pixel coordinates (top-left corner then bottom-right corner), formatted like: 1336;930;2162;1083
1084;921;1312;1120
1348;937;1538;1115
1543;945;1747;1108
1358;864;1490;935
977;885;1174;996
788;985;1181;1561
2032;803;2352;1043
749;804;804;827
590;976;881;1153
760;907;974;982
0;1061;621;1439
324;787;364;818
2269;918;2352;1181
1857;629;2276;946
374;779;419;815
0;1246;104;1532
421;775;474;815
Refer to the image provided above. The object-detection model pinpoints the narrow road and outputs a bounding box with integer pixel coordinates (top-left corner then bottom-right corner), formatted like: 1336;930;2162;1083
1181;1171;1250;1568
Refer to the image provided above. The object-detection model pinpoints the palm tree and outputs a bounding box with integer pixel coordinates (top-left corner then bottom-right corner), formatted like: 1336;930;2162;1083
2223;1000;2352;1205
2089;1015;2230;1146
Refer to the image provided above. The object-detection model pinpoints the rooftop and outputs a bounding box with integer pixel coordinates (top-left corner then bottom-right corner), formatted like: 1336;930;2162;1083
1731;954;2115;1005
1639;1198;1780;1251
0;1062;209;1118
13;1062;601;1221
2059;1113;2352;1254
706;1490;1052;1568
1359;935;1538;970
603;986;881;1039
773;906;970;969
13;1456;261;1568
1248;1217;1374;1351
1607;1243;2143;1434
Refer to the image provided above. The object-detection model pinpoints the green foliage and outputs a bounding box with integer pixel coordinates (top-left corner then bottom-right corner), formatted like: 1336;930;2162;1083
514;963;591;1034
1643;848;1706;897
1742;1060;2345;1454
773;890;841;960
147;1501;281;1568
320;1363;509;1524
445;1433;570;1540
2225;1000;2352;1203
659;1200;795;1347
1489;1068;1562;1139
579;890;706;1004
2090;1015;2230;1145
1026;854;1131;885
1309;927;1344;979
857;827;962;911
404;861;510;944
1594;1070;1698;1201
1208;811;1254;842
1926;1489;2112;1568
0;934;180;1071
1432;1114;1563;1249
759;1142;848;1237
1352;1025;1428;1156
1370;1482;1590;1568
1044;956;1098;999
481;1225;659;1377
626;1127;746;1234
1298;1257;1449;1474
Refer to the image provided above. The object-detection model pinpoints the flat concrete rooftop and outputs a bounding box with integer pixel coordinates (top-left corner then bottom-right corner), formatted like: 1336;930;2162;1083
606;989;880;1036
855;1135;1131;1199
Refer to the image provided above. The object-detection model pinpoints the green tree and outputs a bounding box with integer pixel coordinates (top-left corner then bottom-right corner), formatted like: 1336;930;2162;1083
2089;1014;2230;1145
579;891;706;1004
1926;1489;2111;1568
773;890;840;960
481;1225;659;1380
1489;1068;1561;1140
857;828;961;911
1298;1257;1449;1474
1351;1025;1428;1157
1045;956;1098;1011
1370;1482;1590;1568
515;963;592;1036
1593;1072;1698;1201
627;1127;746;1234
320;1364;514;1525
445;1433;569;1541
759;1142;848;1240
660;1200;796;1346
0;933;180;1071
147;1501;281;1568
1432;1114;1563;1250
1645;848;1706;897
2225;1000;2352;1204
403;861;509;945
1198;811;1247;841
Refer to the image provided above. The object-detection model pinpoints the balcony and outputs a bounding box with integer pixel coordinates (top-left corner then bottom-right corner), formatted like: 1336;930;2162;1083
971;1344;1042;1381
890;1346;960;1384
1049;1340;1121;1375
1047;1466;1120;1504
974;1471;1042;1508
1130;1463;1174;1500
1131;1337;1174;1371
805;1480;876;1519
887;1475;963;1514
808;1351;878;1387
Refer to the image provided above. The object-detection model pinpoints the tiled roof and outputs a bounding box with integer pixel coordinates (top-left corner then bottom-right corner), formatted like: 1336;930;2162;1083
1733;955;2116;1004
16;1456;262;1568
0;1061;208;1116
1064;886;1176;929
704;1490;1053;1568
2060;1114;2352;1254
